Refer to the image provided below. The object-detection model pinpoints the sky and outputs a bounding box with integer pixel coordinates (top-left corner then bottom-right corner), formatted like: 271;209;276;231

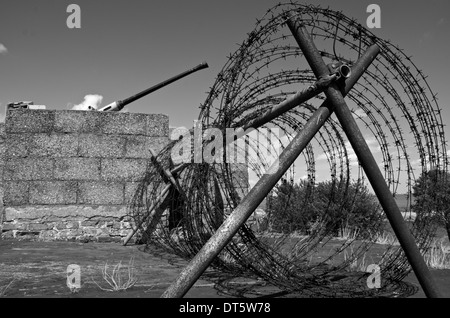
1;0;449;192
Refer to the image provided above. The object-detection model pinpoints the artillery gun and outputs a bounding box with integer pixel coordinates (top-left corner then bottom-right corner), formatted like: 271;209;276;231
96;62;208;112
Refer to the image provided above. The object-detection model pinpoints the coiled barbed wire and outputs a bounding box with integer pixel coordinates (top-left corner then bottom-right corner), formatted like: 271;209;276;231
129;3;447;297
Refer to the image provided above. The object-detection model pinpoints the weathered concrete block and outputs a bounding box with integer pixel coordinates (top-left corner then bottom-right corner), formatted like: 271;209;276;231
78;134;125;158
6;109;55;133
146;114;169;137
124;136;168;158
124;135;149;158
6;133;31;157
0;131;5;162
5;205;127;221
3;181;29;205
54;110;105;133
80;220;98;227
29;181;77;205
124;182;141;204
78;181;124;205
3;158;54;181
101;112;147;135
28;133;78;157
66;221;79;229
148;136;170;154
54;158;100;180
101;158;148;181
0;122;5;137
28;223;50;231
83;227;102;236
1;223;17;231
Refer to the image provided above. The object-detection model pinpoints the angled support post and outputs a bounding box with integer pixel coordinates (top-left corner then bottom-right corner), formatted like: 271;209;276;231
123;148;184;246
285;14;441;298
161;42;381;298
125;69;344;245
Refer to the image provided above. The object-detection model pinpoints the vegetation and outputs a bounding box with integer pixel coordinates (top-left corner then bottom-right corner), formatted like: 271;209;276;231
267;178;383;238
92;257;138;292
412;169;450;241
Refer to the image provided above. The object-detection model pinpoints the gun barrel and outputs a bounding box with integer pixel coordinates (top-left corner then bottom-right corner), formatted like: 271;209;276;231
100;62;208;112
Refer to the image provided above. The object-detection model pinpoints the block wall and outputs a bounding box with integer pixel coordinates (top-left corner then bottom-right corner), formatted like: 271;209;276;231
0;109;169;242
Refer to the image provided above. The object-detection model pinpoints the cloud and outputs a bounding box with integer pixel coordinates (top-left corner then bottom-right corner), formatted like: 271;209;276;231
438;18;446;26
0;43;7;55
352;108;368;119
71;94;103;111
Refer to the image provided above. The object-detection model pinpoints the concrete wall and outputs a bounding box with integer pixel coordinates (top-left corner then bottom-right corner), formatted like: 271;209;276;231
0;109;169;242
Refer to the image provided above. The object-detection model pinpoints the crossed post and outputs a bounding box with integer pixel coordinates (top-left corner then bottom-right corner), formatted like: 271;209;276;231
132;14;441;298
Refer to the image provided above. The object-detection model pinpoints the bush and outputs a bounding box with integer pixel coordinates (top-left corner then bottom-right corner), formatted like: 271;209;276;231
267;178;383;237
412;169;450;241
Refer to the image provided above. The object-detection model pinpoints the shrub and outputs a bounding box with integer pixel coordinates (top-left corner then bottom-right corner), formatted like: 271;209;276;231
412;169;450;241
267;178;383;237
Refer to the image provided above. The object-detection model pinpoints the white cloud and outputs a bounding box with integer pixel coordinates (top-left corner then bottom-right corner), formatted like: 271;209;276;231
0;43;7;55
71;94;103;111
352;108;367;119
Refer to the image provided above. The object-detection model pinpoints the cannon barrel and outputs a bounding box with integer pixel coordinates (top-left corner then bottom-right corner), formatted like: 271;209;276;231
98;62;209;112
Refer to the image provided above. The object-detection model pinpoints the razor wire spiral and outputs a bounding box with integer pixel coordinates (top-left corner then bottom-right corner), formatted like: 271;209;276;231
129;3;447;297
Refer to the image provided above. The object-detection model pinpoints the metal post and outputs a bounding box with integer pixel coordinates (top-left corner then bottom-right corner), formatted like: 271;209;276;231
286;15;441;298
161;44;380;298
125;68;341;244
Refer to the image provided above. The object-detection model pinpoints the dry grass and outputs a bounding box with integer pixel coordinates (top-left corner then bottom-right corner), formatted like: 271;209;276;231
372;231;399;246
92;256;138;292
424;239;450;269
0;279;15;297
343;245;368;272
337;224;359;241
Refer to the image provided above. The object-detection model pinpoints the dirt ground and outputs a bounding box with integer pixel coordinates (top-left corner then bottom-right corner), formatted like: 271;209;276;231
0;239;449;298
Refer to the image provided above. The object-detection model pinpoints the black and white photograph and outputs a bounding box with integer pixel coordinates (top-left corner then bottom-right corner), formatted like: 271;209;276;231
1;0;450;305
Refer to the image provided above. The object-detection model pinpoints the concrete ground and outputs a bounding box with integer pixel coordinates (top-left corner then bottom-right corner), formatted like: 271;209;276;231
0;239;449;298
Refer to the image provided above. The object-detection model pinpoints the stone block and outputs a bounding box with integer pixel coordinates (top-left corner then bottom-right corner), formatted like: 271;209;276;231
146;114;169;137
1;223;17;231
5;205;127;221
6;133;31;157
101;158;148;181
78;134;125;158
123;135;149;158
28;133;78;157
101;112;147;135
78;181;124;205
3;181;29;205
54;110;105;133
66;221;79;229
54;158;100;181
80;220;98;227
124;136;168;158
29;181;77;205
3;158;54;181
0;122;5;137
6;109;55;133
28;223;49;231
124;182;141;204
